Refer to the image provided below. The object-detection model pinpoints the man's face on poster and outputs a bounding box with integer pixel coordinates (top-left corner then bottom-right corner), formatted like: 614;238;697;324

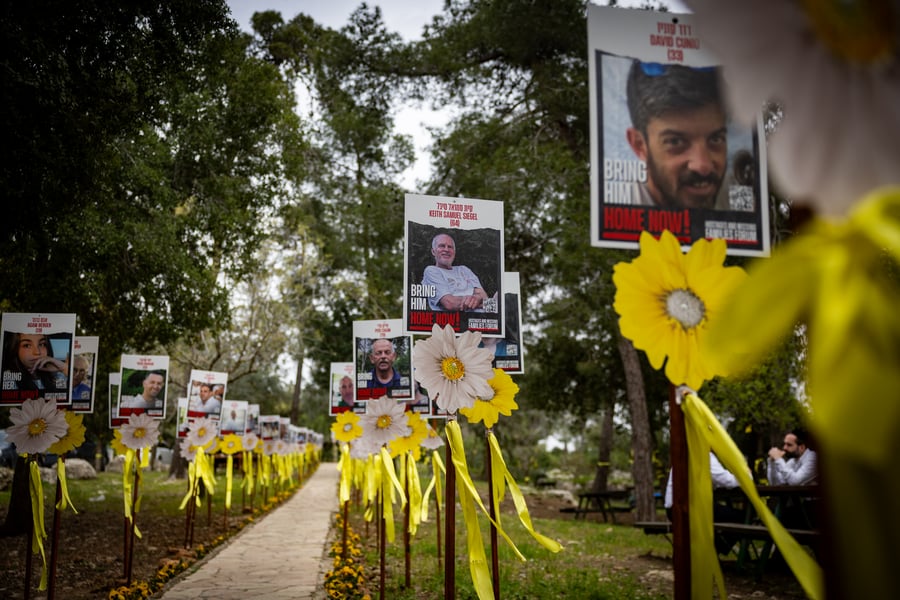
431;234;456;269
370;339;396;373
339;376;354;405
72;357;88;386
632;104;727;209
144;373;164;398
199;385;213;403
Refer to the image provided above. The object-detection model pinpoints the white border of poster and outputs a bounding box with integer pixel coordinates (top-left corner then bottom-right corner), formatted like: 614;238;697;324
259;415;280;440
218;400;249;435
353;319;413;402
479;272;525;374
404;194;505;335
71;335;99;413
588;5;770;256
117;354;169;419
108;372;125;428
1;312;76;406
187;369;228;418
176;397;190;438
330;361;363;416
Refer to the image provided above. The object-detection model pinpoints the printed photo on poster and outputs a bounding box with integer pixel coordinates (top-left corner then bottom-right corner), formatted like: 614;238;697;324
246;403;259;435
330;362;363;415
108;372;127;428
259;415;280;440
1;312;76;406
479;272;525;374
187;369;228;418
588;5;770;256
404;194;505;335
218;400;248;435
117;354;169;419
71;335;99;412
353;319;412;401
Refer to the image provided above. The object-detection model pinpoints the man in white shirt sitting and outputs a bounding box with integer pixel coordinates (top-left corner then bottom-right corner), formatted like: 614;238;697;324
767;429;818;486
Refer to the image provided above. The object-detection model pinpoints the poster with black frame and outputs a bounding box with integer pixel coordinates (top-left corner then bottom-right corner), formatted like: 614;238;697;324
116;354;169;419
353;319;413;402
404;193;505;335
588;4;770;257
1;312;76;406
71;335;99;412
330;361;363;415
479;272;525;374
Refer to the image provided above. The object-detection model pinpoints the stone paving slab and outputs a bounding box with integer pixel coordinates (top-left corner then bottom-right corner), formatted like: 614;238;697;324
158;462;339;600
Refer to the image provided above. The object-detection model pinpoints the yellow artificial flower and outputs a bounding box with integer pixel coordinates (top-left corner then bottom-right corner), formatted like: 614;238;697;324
47;410;86;455
459;369;520;429
331;411;363;443
388;411;428;459
705;187;900;465
613;230;746;390
110;429;128;456
219;434;243;455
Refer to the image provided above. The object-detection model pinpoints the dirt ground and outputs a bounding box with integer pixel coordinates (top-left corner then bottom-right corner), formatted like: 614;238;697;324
0;485;808;600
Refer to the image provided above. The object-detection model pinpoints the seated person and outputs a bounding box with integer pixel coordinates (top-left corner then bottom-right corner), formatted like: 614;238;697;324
767;428;818;529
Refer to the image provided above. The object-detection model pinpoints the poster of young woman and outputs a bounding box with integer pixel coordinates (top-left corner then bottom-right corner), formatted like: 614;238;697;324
1;312;76;406
404;194;504;336
353;319;413;402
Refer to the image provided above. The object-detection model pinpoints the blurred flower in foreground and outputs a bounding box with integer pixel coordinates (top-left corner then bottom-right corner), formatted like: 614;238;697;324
6;398;68;454
413;323;495;414
48;410;86;455
705;187;900;465
187;417;218;449
613;230;746;390
460;369;520;429
686;0;900;216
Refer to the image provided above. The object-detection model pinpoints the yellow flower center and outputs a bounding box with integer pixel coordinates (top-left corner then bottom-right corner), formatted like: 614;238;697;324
343;423;354;432
802;0;896;65
376;415;392;429
134;427;146;439
197;427;207;437
28;418;47;436
440;357;465;381
665;288;705;329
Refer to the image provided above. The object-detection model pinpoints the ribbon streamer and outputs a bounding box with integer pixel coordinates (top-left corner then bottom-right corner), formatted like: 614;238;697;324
406;452;423;536
28;459;49;590
488;432;562;552
225;455;234;510
339;444;352;505
681;391;824;600
55;459;78;513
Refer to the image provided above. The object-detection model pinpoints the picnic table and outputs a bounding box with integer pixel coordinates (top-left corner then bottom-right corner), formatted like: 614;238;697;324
561;488;632;522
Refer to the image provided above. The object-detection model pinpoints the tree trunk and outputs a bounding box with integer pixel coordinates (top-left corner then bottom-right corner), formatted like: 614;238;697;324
168;442;187;479
290;347;305;425
590;405;614;493
617;334;656;522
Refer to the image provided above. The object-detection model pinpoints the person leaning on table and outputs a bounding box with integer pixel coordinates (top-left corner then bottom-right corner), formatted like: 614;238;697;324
767;428;818;486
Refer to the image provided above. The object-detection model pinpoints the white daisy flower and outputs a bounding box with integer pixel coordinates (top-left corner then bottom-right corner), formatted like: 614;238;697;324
263;440;277;456
120;413;161;450
187;417;218;448
420;425;446;451
413;324;495;414
349;435;380;460
359;395;411;448
243;432;259;453
179;436;199;461
6;398;68;454
686;0;900;216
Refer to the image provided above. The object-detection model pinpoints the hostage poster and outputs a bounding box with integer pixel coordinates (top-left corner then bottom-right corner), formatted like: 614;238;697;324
1;312;76;406
116;354;169;419
353;319;412;402
330;361;363;416
404;193;504;335
187;369;228;418
71;335;99;412
479;272;525;374
588;5;770;256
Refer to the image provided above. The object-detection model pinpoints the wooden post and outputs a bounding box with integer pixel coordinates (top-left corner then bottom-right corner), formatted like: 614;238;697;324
444;434;456;599
670;384;690;600
47;470;63;600
486;431;500;599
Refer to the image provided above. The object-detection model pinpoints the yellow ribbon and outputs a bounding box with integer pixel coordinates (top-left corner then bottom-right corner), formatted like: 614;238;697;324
179;459;197;511
379;447;408;543
488;432;562;552
406;452;424;536
225;454;234;510
338;444;352;505
121;449;142;538
55;458;77;513
458;471;495;600
28;459;49;590
421;450;445;522
681;392;824;600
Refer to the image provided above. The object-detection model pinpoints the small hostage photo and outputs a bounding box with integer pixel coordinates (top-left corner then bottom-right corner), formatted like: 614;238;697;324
187;369;228;418
116;354;169;419
479;272;525;374
404;193;504;336
1;312;76;406
330;361;363;416
353;319;412;402
70;335;99;412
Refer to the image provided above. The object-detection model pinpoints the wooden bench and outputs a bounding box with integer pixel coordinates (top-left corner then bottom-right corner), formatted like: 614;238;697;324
561;489;632;522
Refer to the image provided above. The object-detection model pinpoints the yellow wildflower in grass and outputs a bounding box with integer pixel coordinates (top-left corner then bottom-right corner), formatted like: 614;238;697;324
388;411;428;459
613;230;746;390
47;409;86;455
331;411;363;443
459;368;520;429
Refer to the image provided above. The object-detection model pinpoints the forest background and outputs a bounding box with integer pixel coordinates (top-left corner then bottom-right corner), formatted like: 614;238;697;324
0;0;808;521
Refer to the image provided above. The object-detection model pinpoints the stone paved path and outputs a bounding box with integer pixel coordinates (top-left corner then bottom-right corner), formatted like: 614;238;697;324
158;462;339;599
